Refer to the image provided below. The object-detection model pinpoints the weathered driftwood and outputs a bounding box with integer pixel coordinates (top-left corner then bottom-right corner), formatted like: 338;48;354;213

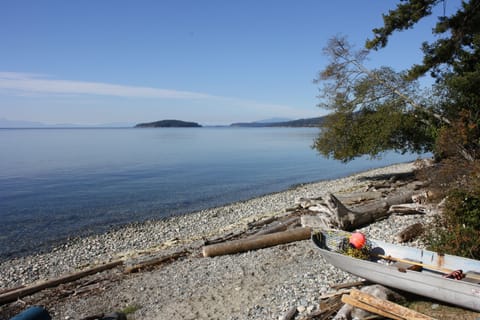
388;203;429;215
205;212;300;246
301;295;344;320
330;280;369;290
336;191;384;206
301;215;332;229
318;289;352;299
396;223;424;243
252;216;300;237
0;260;123;305
341;294;404;320
347;288;436;320
315;184;419;230
202;227;311;257
203;230;246;246
247;216;277;228
334;285;406;320
124;250;189;273
0;285;26;295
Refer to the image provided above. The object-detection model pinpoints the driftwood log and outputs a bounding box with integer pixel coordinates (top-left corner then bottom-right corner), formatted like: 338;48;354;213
124;250;189;273
301;294;344;320
310;184;420;230
389;203;429;215
252;216;300;237
0;260;123;305
202;227;311;257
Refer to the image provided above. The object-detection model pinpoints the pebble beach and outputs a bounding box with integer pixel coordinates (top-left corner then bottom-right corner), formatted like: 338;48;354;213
0;161;438;320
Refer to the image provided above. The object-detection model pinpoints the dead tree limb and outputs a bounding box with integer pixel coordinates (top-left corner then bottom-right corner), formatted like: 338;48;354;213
124;250;189;273
0;260;123;305
252;216;300;237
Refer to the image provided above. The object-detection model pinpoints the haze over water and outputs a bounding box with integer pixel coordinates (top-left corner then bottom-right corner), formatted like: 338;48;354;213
0;127;422;259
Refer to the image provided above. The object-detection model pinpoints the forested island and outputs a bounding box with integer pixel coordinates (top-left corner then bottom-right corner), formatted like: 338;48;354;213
230;116;326;127
135;120;202;128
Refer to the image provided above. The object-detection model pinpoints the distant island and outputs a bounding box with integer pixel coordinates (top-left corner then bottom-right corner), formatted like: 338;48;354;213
133;116;325;128
230;116;325;128
135;120;202;128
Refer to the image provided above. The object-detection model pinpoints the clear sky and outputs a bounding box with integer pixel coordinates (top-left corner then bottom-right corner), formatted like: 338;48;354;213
0;0;460;126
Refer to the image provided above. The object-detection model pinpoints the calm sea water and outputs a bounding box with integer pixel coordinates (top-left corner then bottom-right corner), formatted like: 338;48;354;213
0;127;421;259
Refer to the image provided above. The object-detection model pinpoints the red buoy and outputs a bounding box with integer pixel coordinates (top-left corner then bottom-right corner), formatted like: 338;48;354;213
349;232;366;249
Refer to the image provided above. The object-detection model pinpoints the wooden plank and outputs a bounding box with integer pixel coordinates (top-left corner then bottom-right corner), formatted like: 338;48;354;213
350;288;437;320
341;294;404;320
0;260;123;305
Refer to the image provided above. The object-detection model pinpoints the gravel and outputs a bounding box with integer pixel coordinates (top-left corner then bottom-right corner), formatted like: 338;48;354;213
0;161;432;320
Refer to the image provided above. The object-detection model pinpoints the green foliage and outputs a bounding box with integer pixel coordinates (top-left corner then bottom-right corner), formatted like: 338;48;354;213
422;159;480;259
426;204;480;259
315;1;480;162
313;36;434;161
366;0;439;50
316;1;480;256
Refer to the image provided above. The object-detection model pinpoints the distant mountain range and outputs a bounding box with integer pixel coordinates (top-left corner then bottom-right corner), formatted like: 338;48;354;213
0;118;134;128
0;116;326;128
230;116;326;127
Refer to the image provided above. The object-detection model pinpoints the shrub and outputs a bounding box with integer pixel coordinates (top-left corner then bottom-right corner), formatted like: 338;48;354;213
421;159;480;259
426;185;480;259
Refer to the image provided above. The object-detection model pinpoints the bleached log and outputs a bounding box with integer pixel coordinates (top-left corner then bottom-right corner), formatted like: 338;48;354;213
247;216;276;229
330;280;369;290
203;230;246;245
0;260;123;305
322;185;418;230
202;227;311;257
252;216;300;237
388;203;428;215
336;191;384;206
295;196;323;208
323;193;390;230
124;250;188;273
301;215;332;229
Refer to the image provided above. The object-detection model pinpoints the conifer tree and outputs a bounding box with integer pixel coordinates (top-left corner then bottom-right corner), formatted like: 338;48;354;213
315;0;480;161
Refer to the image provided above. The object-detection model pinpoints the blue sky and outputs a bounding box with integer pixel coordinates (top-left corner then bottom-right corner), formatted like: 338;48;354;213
0;0;460;126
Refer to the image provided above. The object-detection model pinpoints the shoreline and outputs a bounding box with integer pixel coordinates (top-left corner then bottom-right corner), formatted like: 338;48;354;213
1;160;438;320
0;157;418;262
0;161;416;287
